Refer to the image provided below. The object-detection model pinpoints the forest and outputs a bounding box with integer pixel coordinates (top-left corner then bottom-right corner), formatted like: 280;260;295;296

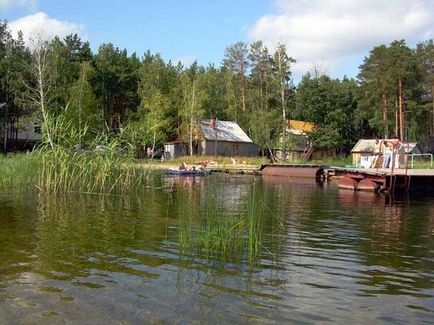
1;20;434;157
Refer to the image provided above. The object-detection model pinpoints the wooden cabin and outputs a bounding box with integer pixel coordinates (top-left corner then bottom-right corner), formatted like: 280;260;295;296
164;119;258;159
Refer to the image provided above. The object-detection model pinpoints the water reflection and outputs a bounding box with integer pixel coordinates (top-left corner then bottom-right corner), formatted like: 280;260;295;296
0;174;433;323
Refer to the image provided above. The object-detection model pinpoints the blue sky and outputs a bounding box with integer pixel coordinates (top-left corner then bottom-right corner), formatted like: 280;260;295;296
2;0;434;82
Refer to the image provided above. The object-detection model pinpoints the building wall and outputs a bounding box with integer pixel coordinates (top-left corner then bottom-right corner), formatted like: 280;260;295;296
310;149;336;161
203;140;258;157
164;143;189;159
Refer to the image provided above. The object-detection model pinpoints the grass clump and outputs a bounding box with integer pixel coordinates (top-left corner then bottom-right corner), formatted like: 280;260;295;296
0;153;40;188
37;141;149;194
178;183;269;263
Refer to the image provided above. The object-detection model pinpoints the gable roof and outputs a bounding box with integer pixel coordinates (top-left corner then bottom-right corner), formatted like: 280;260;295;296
201;120;253;143
351;139;376;153
288;120;315;135
404;142;422;154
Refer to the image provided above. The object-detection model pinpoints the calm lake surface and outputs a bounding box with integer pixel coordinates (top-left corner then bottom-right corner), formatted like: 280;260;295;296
1;173;434;324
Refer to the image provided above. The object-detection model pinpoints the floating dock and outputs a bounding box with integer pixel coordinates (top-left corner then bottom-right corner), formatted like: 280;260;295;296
327;167;434;192
206;163;434;192
260;164;325;182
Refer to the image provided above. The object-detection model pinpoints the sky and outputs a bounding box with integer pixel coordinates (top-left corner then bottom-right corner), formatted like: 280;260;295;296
2;0;434;82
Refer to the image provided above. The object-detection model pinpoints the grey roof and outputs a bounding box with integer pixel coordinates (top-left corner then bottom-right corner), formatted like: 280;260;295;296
404;142;422;154
351;139;376;153
200;120;253;143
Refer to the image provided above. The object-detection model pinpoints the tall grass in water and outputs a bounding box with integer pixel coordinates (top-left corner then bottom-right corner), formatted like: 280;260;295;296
36;112;150;194
0;112;150;194
0;153;40;188
38;142;148;194
178;183;273;263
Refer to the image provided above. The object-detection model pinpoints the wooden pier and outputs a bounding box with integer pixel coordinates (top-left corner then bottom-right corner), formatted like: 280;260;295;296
328;167;434;192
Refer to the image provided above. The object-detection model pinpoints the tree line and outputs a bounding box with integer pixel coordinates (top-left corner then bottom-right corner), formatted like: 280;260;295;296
1;20;434;157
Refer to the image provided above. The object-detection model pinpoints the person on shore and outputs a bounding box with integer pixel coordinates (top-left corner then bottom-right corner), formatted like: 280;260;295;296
147;147;153;161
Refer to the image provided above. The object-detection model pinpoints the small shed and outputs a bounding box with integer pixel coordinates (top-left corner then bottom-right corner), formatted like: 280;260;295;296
351;139;419;167
351;139;377;165
164;141;189;160
404;142;422;155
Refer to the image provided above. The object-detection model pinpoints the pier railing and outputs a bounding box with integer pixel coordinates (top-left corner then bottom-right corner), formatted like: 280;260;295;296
410;153;433;168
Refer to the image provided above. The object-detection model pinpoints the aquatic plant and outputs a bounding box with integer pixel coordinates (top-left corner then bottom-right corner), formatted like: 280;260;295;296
37;141;149;194
0;153;40;188
177;182;280;264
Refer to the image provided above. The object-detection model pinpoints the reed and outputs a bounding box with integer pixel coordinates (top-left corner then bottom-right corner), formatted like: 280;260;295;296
37;144;149;194
1;113;151;194
178;183;269;263
0;153;40;188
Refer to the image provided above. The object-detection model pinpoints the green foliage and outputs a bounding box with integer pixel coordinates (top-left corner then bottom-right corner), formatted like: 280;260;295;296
358;40;426;141
65;61;102;142
295;74;359;150
92;43;140;129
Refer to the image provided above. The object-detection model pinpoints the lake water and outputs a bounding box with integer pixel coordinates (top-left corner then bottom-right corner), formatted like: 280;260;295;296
1;173;434;324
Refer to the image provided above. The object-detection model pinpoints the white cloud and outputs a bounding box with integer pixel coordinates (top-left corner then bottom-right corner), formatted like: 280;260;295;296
9;12;84;45
0;0;36;10
249;0;434;78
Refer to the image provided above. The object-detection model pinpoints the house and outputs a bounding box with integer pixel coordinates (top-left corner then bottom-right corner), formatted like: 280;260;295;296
287;119;314;136
164;119;258;159
276;119;335;161
3;116;42;152
351;139;420;167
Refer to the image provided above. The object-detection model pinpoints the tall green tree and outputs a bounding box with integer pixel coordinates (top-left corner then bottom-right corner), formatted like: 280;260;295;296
65;61;101;146
223;42;249;128
247;41;278;156
358;45;394;138
388;40;416;140
273;43;296;132
0;22;30;152
93;44;140;131
416;40;434;136
179;62;207;155
136;52;174;154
